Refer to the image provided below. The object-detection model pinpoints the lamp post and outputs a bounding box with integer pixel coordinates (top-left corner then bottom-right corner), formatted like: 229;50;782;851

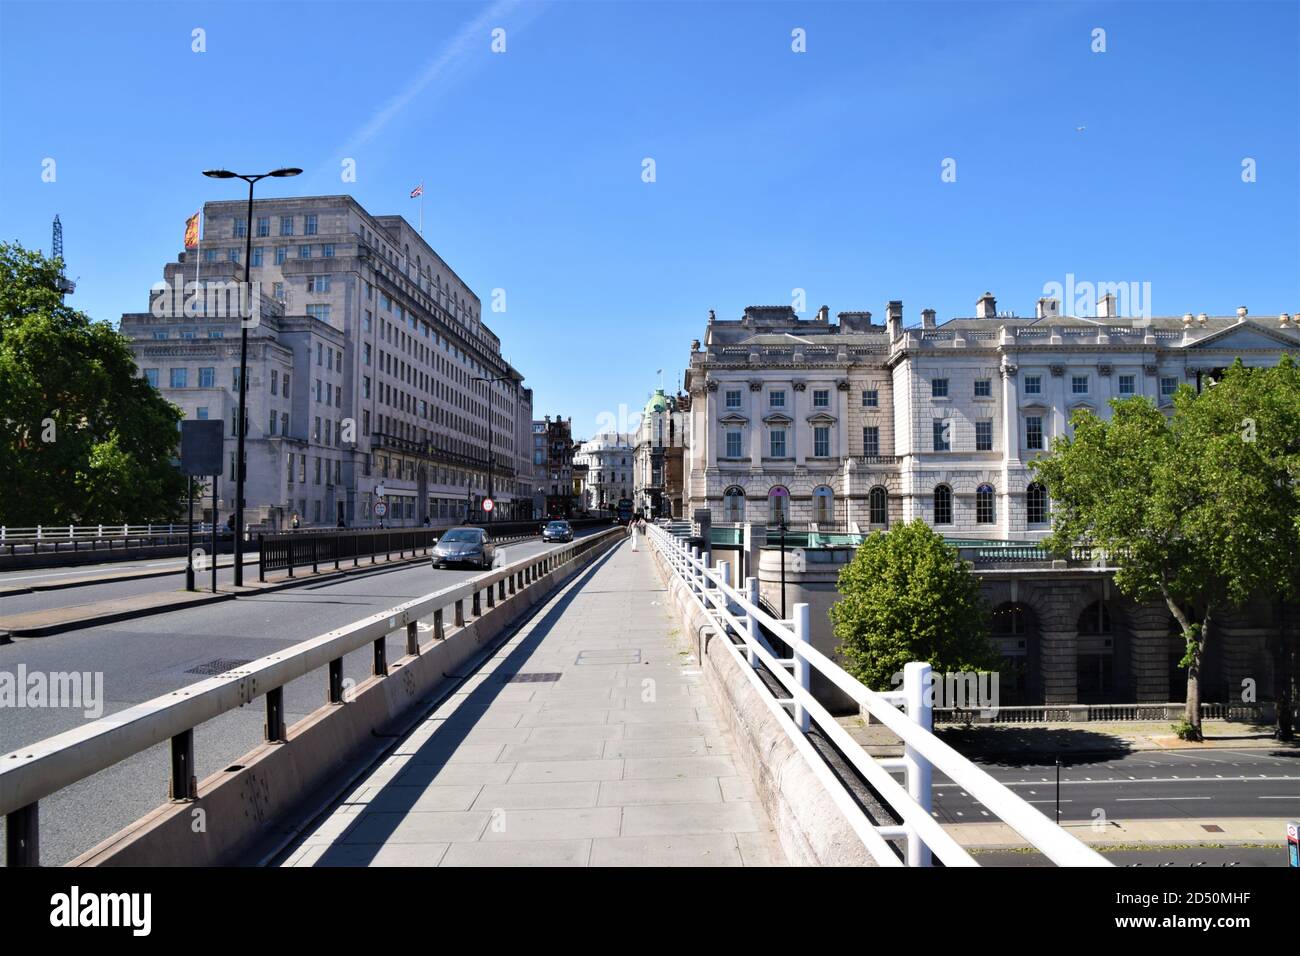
201;166;301;586
471;374;511;522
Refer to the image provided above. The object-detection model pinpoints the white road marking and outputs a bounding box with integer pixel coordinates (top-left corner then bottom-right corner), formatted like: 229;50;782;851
1115;796;1211;802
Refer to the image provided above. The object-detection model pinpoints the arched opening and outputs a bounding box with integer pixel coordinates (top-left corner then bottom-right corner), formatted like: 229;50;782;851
991;602;1040;705
1026;482;1049;526
933;484;953;525
1077;600;1114;703
868;486;888;527
768;486;790;526
976;483;996;524
812;485;834;526
723;486;745;523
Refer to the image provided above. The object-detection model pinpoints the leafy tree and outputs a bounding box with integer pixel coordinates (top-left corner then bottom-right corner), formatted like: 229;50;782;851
0;241;187;525
830;520;1000;691
1032;359;1300;740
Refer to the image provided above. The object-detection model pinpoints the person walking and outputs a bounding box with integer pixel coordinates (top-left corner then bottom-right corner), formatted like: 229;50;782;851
630;515;641;552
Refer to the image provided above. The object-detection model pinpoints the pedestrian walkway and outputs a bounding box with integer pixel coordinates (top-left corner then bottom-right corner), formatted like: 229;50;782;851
280;538;786;867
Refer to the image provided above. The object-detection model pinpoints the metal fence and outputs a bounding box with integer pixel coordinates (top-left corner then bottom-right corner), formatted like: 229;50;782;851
0;526;626;866
646;523;1110;868
935;701;1284;725
0;524;215;557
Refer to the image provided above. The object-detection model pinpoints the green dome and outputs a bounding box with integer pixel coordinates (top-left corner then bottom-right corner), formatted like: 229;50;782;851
643;388;669;416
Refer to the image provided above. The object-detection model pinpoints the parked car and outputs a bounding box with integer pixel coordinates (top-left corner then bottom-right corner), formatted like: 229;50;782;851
541;520;573;543
432;527;496;570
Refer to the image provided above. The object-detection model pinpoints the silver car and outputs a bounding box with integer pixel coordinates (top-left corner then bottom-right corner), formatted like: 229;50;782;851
432;527;496;570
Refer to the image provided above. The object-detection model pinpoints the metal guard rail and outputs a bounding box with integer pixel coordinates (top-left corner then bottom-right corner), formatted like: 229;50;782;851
646;523;1110;868
0;526;625;866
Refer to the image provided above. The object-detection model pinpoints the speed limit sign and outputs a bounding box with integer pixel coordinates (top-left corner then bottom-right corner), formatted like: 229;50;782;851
482;498;494;513
374;501;388;518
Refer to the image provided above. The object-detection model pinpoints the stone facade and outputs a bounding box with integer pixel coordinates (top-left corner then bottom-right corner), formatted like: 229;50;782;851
686;298;1300;536
573;433;634;511
123;195;535;527
634;388;690;519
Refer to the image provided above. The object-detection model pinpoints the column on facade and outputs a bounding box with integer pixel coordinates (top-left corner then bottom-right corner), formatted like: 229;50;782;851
748;383;763;465
792;380;806;467
999;362;1021;538
836;381;850;526
1050;364;1067;443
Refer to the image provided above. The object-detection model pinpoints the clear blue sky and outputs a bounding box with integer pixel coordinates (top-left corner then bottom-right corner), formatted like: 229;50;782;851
2;1;1297;437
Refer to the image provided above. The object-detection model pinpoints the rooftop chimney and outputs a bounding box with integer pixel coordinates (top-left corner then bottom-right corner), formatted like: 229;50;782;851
1098;293;1118;318
1237;306;1248;320
976;292;997;319
1035;297;1061;319
886;300;903;338
816;305;829;323
921;308;937;329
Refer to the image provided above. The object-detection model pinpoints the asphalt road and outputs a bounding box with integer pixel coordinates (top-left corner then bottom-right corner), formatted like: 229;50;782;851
930;749;1300;823
0;528;609;866
0;555;257;614
972;846;1290;867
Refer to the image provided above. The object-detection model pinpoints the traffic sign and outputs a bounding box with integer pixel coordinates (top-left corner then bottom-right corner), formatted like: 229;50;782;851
374;501;388;518
482;498;495;513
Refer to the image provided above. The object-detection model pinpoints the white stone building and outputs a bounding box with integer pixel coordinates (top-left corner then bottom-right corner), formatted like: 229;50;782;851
573;433;634;511
686;297;1300;536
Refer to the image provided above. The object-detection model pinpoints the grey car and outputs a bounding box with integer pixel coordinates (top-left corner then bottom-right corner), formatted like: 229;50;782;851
541;520;573;543
432;527;496;570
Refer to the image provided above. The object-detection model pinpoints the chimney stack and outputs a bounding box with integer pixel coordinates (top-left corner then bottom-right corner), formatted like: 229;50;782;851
921;308;937;329
817;305;829;323
886;300;903;338
1035;297;1060;319
1098;293;1118;318
976;292;997;319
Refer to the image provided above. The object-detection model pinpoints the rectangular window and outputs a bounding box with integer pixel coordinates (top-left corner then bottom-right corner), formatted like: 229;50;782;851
306;304;330;322
1072;375;1089;395
1160;376;1178;397
931;378;949;398
269;412;277;435
314;458;321;484
363;376;371;399
363;310;372;332
813;426;830;457
1026;415;1044;451
976;420;993;451
1024;375;1042;395
932;419;950;452
725;389;741;409
232;367;243;391
299;245;311;259
863;426;880;457
251;246;263;267
208;329;224;339
1118;374;1136;395
143;368;159;387
151;331;168;341
725;430;743;458
273;282;284;302
274;246;287;265
203;249;217;263
304;214;318;235
281;412;288;436
198;367;214;388
322;244;335;258
270;369;278;394
363;343;371;366
232;217;246;238
307;275;330;293
770;390;785;408
974;379;992;398
282;373;290;398
862;389;879;408
287;452;295;483
770;428;786;457
196;406;208;420
256;216;270;238
227;248;239;263
279;216;294;236
812;389;830;408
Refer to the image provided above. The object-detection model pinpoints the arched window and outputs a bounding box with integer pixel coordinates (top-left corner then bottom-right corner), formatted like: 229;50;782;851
868;486;887;526
768;486;790;526
933;484;952;525
1026;482;1049;525
813;486;834;525
723;486;746;523
976;484;996;524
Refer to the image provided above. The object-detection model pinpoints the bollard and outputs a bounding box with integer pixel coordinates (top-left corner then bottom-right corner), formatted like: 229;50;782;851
792;603;811;733
902;661;934;867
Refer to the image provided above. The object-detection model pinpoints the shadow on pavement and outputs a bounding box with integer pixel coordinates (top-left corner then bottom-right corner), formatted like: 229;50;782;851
936;726;1135;766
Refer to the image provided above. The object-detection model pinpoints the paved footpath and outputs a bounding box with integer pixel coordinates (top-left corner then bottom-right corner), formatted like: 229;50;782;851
280;538;786;867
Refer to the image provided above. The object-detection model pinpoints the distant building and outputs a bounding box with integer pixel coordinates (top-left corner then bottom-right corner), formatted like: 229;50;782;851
573;433;634;512
535;416;577;517
633;388;690;519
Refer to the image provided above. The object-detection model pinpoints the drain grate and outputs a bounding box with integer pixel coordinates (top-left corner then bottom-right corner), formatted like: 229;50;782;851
501;672;562;683
185;658;252;676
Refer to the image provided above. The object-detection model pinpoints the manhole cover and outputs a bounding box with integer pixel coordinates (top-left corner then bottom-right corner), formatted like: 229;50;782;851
501;672;562;683
575;649;641;665
186;658;252;675
1201;824;1224;833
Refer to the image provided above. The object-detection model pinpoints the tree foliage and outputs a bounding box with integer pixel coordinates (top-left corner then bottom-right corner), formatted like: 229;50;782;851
1032;359;1300;738
830;520;1000;690
0;241;187;525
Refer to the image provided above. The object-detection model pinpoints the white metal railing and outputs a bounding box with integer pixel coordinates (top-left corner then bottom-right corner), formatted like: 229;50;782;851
0;527;624;866
647;523;1110;868
0;524;212;543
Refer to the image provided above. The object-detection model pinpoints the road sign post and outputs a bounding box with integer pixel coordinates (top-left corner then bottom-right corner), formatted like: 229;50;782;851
1288;821;1299;867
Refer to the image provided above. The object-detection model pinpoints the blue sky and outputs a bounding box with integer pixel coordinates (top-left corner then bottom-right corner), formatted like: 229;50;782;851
2;0;1297;437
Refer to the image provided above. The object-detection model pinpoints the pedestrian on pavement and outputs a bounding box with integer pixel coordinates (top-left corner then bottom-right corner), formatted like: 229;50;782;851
291;514;300;530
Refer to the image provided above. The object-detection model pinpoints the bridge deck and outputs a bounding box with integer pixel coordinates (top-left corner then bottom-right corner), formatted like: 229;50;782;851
279;538;786;866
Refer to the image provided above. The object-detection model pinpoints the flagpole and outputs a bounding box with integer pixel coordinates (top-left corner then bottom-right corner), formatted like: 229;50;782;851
420;181;424;237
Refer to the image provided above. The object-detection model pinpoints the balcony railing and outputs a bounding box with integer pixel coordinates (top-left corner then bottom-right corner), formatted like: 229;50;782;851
371;432;516;478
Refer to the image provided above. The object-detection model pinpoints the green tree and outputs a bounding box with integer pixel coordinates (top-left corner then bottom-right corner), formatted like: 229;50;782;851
830;520;1000;690
0;241;187;525
1032;359;1300;740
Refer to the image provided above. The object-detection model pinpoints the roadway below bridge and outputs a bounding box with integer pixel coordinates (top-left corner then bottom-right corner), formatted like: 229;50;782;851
0;527;611;866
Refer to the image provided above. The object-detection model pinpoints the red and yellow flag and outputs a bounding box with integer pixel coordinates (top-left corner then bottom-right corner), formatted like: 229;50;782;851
184;211;201;249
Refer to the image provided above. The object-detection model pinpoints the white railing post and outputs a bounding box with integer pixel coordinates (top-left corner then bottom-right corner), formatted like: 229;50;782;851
793;603;810;733
36;525;43;541
715;560;730;617
903;661;934;867
745;576;760;667
68;524;74;539
689;546;701;596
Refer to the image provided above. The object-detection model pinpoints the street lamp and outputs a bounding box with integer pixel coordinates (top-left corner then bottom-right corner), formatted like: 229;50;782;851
471;374;511;521
201;166;301;586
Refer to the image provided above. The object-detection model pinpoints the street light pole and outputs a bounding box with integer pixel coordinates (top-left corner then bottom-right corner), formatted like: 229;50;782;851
473;374;509;522
202;166;301;587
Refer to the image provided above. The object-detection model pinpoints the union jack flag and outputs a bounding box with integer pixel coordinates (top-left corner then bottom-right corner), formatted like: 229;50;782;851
410;183;423;198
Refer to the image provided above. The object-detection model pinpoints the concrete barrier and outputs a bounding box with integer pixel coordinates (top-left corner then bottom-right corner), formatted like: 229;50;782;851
649;544;873;866
67;532;622;867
